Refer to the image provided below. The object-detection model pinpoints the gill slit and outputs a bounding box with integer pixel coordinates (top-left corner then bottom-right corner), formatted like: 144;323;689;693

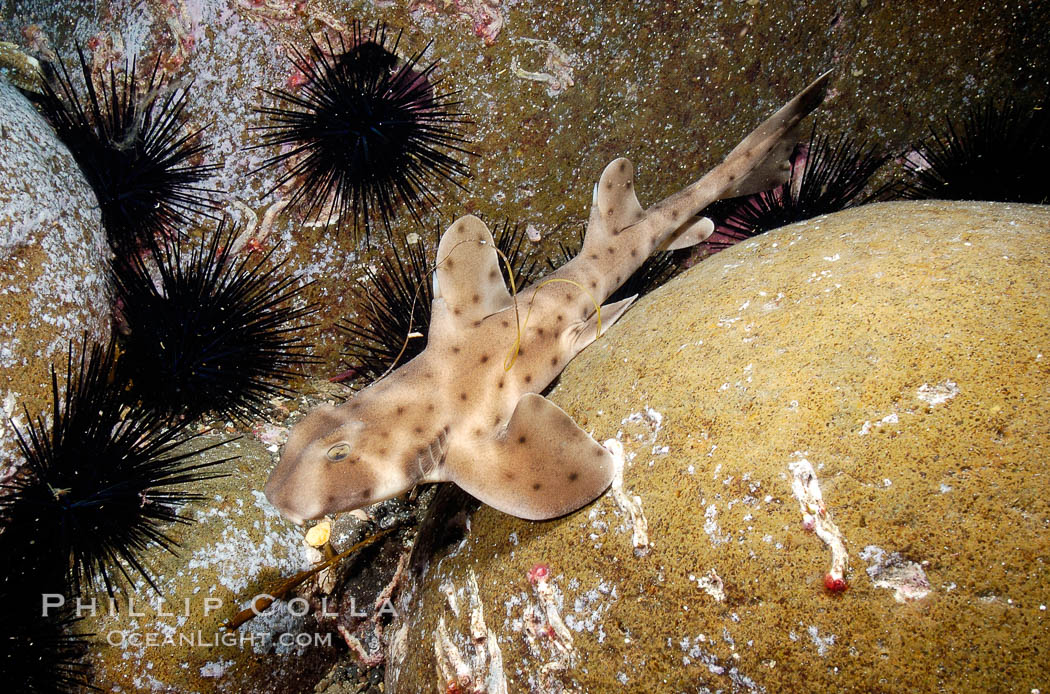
415;426;449;479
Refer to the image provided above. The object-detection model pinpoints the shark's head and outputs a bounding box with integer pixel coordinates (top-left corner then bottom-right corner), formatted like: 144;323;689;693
264;402;404;525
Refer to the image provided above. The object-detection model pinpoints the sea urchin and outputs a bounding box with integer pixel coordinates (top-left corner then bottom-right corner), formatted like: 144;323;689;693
111;223;318;422
493;220;542;291
1;339;231;596
37;46;218;253
703;127;888;251
251;21;475;238
0;589;91;694
893;100;1050;204
337;234;435;386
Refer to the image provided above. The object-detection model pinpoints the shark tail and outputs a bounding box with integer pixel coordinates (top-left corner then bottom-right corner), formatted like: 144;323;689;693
581;70;833;255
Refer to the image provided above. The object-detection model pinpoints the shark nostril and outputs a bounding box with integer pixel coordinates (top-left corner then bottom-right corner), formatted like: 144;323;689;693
282;510;305;526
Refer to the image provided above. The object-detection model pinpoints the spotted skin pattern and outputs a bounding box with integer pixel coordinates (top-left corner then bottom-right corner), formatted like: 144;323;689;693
265;72;832;522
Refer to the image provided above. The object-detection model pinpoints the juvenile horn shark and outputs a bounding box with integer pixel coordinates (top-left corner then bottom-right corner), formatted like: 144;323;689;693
265;71;832;523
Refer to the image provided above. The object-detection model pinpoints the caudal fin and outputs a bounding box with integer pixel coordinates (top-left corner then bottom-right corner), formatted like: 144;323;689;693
581;71;833;254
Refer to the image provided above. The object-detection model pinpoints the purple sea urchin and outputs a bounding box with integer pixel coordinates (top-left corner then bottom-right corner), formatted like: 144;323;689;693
251;21;475;239
111;224;318;421
37;46;218;253
892;100;1050;203
703;127;888;251
1;340;231;596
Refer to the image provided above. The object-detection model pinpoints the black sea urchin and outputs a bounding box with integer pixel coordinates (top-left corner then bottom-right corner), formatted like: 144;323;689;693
893;100;1050;203
337;221;538;386
703;127;888;251
112;224;318;421
0;340;230;596
493;220;541;291
0;594;91;694
0;515;92;692
337;236;434;386
37;46;218;253
251;22;475;239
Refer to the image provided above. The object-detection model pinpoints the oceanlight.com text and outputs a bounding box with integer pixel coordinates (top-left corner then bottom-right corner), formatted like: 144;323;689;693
104;630;335;649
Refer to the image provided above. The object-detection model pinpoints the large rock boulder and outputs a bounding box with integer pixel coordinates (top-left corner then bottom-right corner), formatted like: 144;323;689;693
0;80;110;478
387;201;1050;693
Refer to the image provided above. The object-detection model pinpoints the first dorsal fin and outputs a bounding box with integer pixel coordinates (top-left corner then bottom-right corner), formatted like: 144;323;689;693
433;215;513;322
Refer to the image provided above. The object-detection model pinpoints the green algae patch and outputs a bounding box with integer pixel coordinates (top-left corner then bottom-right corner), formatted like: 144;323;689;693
387;201;1050;693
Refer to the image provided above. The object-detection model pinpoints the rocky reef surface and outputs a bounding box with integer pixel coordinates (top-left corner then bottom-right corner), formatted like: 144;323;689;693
0;80;110;477
388;201;1050;693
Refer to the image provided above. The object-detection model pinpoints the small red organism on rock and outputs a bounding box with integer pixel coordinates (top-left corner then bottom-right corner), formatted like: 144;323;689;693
286;67;309;90
527;563;550;585
824;573;848;592
444;675;471;694
329;368;359;383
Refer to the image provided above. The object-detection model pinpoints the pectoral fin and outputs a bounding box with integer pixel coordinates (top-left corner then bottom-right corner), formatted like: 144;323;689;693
434;215;513;322
446;394;614;520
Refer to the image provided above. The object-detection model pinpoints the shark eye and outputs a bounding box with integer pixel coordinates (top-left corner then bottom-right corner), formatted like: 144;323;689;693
326;443;352;462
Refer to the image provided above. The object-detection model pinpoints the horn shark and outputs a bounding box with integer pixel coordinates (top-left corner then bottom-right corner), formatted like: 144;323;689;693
265;71;832;523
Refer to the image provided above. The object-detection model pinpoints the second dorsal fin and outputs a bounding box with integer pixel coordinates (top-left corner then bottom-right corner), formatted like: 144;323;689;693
433;215;513;322
584;158;646;247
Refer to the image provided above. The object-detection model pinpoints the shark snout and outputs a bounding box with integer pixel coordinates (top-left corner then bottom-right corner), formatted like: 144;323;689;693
263;475;302;525
264;475;326;526
263;452;326;526
278;507;305;527
263;409;332;525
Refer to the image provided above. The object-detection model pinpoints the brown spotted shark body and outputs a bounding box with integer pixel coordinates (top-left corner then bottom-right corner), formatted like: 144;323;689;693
265;72;832;523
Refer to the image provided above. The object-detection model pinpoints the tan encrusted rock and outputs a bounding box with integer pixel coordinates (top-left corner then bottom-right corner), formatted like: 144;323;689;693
387;201;1050;693
0;80;110;477
75;430;330;693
